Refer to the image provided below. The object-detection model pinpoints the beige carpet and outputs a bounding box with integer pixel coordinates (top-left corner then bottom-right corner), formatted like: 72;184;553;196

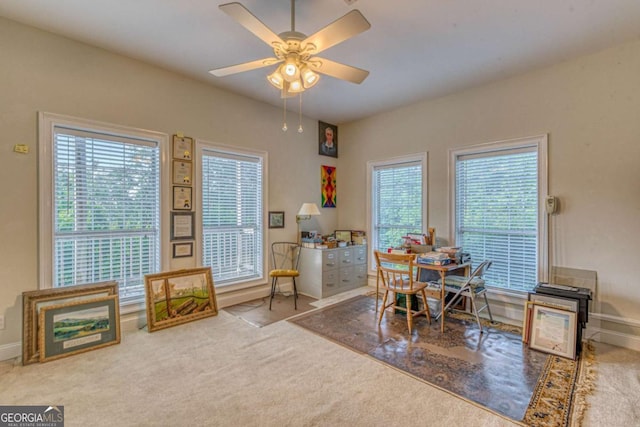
0;295;638;427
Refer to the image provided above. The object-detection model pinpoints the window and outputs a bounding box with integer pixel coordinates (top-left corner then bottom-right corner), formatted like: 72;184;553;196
451;135;548;292
199;145;265;286
368;153;428;258
39;113;167;302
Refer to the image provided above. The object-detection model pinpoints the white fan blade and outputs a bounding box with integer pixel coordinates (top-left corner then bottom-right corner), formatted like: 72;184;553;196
302;10;371;55
312;57;369;84
209;58;282;77
219;2;284;47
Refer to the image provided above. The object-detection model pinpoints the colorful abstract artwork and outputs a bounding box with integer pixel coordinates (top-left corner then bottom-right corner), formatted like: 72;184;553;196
321;165;336;208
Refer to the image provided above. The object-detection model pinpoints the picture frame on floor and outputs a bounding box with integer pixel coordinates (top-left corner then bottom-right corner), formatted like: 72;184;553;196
144;267;218;332
529;304;577;360
22;281;119;365
38;295;121;363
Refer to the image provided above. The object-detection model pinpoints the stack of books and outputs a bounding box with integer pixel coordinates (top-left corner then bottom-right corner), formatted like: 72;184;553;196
416;251;452;266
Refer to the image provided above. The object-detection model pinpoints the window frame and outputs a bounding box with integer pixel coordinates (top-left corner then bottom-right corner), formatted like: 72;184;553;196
195;139;268;292
366;152;428;272
38;112;170;304
448;134;549;292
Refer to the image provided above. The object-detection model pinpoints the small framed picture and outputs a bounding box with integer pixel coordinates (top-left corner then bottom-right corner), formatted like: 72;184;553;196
171;211;195;240
335;230;352;242
318;121;338;158
173;242;193;258
173;160;193;185
173;186;193;210
529;304;577;360
38;295;120;363
172;135;193;160
269;211;285;228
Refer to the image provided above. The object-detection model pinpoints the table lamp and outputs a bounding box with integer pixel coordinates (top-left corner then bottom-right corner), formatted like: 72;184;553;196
296;203;321;244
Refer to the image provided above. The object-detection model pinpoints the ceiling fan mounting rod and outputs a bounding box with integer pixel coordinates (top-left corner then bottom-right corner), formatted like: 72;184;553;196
290;0;296;32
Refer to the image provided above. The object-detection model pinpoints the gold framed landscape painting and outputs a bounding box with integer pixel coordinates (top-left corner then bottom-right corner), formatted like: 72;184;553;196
38;295;121;363
144;267;218;332
22;281;119;365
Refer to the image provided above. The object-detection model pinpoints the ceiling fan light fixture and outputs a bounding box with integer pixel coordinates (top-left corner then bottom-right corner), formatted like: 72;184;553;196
212;2;371;130
288;79;303;93
267;70;284;89
300;66;319;88
282;57;300;82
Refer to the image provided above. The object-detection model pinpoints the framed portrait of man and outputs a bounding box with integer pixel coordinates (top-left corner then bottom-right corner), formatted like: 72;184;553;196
318;121;338;158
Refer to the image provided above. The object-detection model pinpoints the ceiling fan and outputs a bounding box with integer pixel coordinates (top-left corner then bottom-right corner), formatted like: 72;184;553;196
209;1;371;97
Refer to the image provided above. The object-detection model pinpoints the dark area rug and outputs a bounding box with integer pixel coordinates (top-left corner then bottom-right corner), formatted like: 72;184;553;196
224;294;317;327
289;294;591;425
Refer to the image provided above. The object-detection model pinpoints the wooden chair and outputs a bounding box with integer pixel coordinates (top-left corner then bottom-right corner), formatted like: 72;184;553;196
375;228;437;312
439;260;494;333
374;251;440;332
269;242;301;310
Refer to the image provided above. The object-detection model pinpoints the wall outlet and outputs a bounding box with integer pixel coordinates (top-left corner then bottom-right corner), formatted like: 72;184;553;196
0;315;4;330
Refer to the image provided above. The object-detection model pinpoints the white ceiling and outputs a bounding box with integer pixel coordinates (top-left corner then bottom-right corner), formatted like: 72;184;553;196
2;0;640;124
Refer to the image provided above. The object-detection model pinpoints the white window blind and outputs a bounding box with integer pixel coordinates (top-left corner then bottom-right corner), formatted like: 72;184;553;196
53;126;160;301
455;148;538;291
201;149;263;285
372;161;423;252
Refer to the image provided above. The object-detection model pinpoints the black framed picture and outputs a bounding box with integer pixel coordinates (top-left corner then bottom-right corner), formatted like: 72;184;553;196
173;186;192;210
170;211;195;240
269;211;285;228
172;242;193;258
318;121;338;158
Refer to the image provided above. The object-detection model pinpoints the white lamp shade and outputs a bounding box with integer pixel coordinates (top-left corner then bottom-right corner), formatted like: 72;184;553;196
297;203;321;216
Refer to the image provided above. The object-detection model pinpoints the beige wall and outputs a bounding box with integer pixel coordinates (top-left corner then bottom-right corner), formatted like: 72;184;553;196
0;18;337;348
1;16;639;352
339;39;640;346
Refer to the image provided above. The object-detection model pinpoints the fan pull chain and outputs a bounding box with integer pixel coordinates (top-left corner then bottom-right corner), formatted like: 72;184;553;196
282;95;287;132
298;93;303;133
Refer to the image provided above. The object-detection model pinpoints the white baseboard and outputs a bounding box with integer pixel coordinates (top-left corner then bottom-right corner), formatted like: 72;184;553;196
0;341;21;363
584;326;640;352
